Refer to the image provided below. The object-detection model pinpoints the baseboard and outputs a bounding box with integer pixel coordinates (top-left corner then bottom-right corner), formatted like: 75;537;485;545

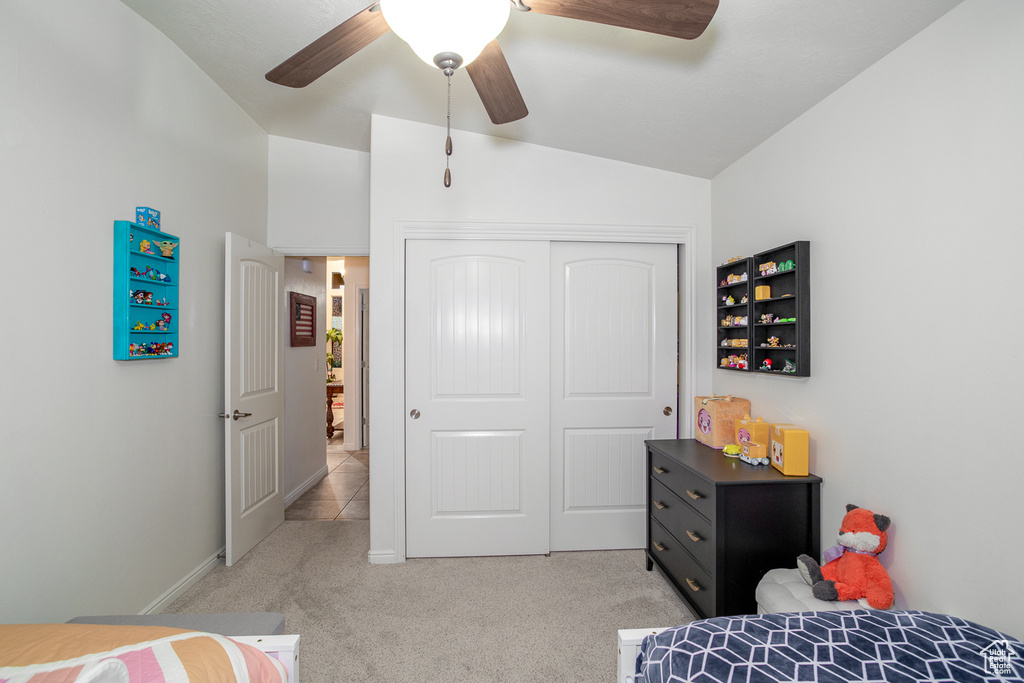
143;547;225;614
367;549;402;564
285;465;329;507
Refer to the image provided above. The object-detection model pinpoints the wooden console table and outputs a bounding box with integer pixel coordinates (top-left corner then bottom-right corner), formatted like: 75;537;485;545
327;382;343;438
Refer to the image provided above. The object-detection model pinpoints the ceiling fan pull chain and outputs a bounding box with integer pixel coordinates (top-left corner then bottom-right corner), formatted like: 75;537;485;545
444;70;453;188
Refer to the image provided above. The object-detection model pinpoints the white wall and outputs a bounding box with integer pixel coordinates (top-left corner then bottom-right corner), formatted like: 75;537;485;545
267;136;369;254
0;0;268;621
282;256;329;501
367;115;713;563
711;0;1024;637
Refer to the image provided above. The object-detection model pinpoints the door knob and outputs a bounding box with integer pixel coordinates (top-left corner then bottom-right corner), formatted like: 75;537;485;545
218;410;252;421
409;409;421;419
663;406;673;416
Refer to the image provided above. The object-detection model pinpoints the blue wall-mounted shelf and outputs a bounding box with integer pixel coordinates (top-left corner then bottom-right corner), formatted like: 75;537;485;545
113;220;180;360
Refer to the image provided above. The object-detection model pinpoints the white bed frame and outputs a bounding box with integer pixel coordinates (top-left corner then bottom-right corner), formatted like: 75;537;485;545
617;628;668;683
233;634;300;683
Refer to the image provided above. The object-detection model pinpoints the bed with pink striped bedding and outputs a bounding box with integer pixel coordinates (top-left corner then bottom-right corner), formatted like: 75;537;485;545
0;623;288;682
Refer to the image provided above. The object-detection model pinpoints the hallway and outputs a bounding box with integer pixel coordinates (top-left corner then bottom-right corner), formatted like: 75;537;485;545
285;433;369;520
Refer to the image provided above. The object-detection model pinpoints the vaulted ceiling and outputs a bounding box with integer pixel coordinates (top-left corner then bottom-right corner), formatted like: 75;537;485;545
120;0;962;179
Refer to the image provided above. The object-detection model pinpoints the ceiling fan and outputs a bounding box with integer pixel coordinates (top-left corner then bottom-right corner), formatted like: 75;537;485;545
265;0;720;126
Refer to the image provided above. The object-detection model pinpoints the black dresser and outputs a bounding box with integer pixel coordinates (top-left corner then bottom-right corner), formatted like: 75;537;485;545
645;439;821;618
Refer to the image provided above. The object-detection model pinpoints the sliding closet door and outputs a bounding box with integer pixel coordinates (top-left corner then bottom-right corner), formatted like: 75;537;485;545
549;242;678;551
405;240;551;558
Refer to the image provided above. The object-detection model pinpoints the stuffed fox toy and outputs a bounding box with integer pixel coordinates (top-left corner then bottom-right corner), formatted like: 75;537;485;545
797;504;894;609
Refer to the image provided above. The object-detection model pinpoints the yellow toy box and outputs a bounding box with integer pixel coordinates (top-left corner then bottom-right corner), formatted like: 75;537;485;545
755;285;771;300
770;423;809;476
695;395;751;448
735;415;770;447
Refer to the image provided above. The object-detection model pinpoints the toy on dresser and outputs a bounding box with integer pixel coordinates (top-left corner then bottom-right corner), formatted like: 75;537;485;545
734;415;770;465
694;395;750;448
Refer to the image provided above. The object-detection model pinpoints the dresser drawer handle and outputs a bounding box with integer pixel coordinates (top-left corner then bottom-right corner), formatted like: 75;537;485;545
653;541;666;552
653;501;666;510
686;578;702;592
686;489;702;500
685;530;701;542
653;466;667;474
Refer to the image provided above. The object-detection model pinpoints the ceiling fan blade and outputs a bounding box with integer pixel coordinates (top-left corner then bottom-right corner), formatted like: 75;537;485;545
522;0;718;40
266;4;390;88
466;41;529;125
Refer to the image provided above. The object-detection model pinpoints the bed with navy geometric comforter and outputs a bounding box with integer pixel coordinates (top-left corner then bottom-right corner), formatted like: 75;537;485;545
638;609;1024;682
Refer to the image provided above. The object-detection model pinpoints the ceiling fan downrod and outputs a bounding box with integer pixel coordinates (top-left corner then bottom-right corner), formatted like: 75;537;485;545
434;53;462;188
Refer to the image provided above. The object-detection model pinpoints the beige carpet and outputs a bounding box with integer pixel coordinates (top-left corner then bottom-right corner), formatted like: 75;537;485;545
167;521;694;682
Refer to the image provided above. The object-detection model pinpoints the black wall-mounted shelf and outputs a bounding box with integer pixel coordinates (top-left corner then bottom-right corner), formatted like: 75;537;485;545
715;242;810;377
716;257;753;371
751;241;810;377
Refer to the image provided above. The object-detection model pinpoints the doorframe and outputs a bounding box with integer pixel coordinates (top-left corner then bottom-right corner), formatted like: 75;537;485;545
379;220;698;564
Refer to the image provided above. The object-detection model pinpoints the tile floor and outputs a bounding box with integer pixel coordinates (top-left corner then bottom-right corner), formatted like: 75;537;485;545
285;433;369;520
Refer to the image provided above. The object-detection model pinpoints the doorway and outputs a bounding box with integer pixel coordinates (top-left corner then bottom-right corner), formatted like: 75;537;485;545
282;254;370;521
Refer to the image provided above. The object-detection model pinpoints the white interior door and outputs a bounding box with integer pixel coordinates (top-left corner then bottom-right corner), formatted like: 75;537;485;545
549;242;678;551
405;240;550;558
223;233;285;566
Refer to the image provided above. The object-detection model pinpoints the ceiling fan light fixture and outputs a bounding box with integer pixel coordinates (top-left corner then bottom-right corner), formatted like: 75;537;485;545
380;0;510;69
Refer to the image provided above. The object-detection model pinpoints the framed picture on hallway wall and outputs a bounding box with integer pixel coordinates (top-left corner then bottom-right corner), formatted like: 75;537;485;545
289;291;316;347
331;295;343;368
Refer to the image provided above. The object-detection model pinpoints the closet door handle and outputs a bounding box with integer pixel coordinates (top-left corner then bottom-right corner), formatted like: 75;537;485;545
686;489;702;500
652;466;667;474
686;578;702;592
652;541;666;552
686;530;701;542
653;501;666;510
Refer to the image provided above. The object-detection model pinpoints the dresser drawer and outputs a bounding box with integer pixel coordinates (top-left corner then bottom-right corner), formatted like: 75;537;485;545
650;450;716;520
649;518;714;618
650;478;715;571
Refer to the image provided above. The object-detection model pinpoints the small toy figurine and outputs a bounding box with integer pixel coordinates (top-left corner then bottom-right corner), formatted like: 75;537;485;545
144;292;153;305
722;443;742;458
761;359;772;371
783;359;797;373
726;295;735;305
130;267;142;278
133;321;145;330
741;294;748;304
139;239;154;254
768;336;781;347
157;240;178;259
